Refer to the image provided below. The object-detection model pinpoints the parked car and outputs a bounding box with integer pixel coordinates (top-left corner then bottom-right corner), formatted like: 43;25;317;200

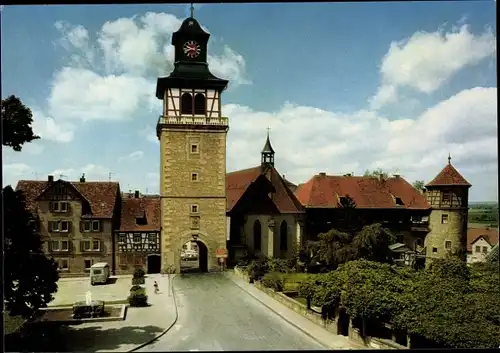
181;250;198;261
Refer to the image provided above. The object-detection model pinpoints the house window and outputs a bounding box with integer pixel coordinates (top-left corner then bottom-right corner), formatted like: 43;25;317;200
60;202;68;212
416;238;423;246
61;240;69;251
119;234;126;243
183;244;187;250
191;173;199;182
133;234;141;243
118;254;126;265
92;240;100;251
82;240;91;251
51;221;59;232
51;240;59;251
442;191;452;203
92;220;100;232
60;221;69;232
191;204;198;213
50;201;69;213
445;240;452;250
482;246;488;254
475;245;481;253
432;247;437;253
60;259;69;270
181;93;193;115
148;234;156;243
441;214;449;224
134;255;143;266
191;144;199;154
83;221;91;232
194;93;206;115
84;259;92;270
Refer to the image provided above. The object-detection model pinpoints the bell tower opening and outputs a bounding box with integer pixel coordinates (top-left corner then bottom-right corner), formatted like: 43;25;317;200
156;12;229;274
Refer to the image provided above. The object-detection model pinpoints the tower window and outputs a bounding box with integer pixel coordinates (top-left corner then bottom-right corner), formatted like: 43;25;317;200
191;173;199;182
445;240;452;249
442;191;452;203
194;93;206;115
191;204;198;213
181;93;193;115
191;144;199;154
432;247;437;253
441;214;449;224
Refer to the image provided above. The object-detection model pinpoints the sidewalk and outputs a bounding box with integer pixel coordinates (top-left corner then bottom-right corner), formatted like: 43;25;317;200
63;274;178;353
226;272;365;350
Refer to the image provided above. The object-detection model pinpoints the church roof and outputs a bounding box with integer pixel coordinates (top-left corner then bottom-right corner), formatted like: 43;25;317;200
226;166;304;213
295;173;429;209
425;162;471;187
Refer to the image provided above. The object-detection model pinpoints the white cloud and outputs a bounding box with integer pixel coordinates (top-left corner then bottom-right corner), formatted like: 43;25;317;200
119;150;144;162
371;24;496;109
139;125;159;144
3;163;34;187
50;164;111;181
31;110;76;143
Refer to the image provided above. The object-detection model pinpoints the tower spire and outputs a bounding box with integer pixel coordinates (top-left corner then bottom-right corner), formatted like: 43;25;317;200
190;3;194;18
448;153;451;165
261;128;275;169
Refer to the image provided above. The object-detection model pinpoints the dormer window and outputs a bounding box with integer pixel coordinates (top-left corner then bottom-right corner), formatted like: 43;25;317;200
136;216;147;226
339;196;347;204
395;197;404;206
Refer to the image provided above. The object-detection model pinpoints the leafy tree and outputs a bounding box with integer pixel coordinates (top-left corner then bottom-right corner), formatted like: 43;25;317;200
363;168;389;179
486;244;498;264
4;186;59;318
1;95;39;151
412;180;425;191
352;223;396;263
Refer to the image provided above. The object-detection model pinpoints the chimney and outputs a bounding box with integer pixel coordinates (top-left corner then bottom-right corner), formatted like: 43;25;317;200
283;174;286;179
319;172;326;177
48;175;54;183
80;173;86;183
378;173;384;182
394;173;400;178
134;190;140;199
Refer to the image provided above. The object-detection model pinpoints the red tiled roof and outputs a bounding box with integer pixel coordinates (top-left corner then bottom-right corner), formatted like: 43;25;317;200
426;163;471;187
295;174;430;209
226;166;304;213
119;194;161;232
467;227;499;252
15;180;120;218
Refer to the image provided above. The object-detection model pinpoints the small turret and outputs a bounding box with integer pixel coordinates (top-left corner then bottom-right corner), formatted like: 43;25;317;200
261;129;275;169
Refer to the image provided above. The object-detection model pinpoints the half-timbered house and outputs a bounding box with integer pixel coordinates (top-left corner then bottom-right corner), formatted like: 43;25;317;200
15;174;121;276
115;191;161;274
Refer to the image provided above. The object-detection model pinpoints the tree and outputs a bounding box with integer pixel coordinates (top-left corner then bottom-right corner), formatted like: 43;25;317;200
1;95;39;151
4;186;59;318
412;180;425;191
363;168;389;179
352;223;397;263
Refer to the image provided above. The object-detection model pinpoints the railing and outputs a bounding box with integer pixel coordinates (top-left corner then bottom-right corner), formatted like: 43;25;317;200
157;115;229;127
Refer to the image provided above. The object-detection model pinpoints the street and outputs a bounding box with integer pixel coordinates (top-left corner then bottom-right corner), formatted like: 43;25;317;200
138;272;327;351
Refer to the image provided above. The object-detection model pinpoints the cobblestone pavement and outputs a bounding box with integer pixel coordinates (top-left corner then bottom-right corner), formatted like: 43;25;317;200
138;272;327;351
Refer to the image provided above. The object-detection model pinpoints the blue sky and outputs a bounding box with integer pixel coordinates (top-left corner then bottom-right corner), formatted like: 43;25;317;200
2;2;497;201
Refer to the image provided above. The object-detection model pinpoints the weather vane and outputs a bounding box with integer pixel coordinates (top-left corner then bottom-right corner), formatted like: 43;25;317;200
190;3;194;18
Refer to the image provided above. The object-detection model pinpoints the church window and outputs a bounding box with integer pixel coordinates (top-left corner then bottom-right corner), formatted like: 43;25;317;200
181;93;193;114
194;93;206;115
253;220;262;252
280;221;288;251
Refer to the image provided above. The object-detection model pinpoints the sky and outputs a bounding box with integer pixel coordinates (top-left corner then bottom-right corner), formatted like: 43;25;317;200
2;2;497;202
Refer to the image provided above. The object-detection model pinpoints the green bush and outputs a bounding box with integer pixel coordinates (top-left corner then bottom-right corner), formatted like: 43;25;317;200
130;285;142;292
262;272;285;291
128;287;148;307
133;268;145;279
248;257;269;281
267;258;293;273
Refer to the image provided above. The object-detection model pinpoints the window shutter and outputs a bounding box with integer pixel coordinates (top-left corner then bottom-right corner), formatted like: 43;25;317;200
48;221;53;232
49;201;53;211
68;221;72;234
67;202;71;212
98;221;102;232
80;240;84;253
48;241;52;252
100;240;104;252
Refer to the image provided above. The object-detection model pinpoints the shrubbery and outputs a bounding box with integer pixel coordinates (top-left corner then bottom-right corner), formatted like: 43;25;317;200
132;268;146;285
128;286;148;307
261;272;285;291
247;257;269;282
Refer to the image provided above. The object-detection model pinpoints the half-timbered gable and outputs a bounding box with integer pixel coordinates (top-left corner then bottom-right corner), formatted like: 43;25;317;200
116;192;161;274
15;175;120;276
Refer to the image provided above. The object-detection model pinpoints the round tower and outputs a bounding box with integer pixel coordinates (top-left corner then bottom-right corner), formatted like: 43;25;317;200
424;155;471;265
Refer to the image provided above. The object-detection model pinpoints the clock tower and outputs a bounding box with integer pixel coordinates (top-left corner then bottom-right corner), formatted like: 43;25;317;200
156;14;229;273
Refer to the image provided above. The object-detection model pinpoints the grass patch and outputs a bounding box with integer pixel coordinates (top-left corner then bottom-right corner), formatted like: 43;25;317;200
282;273;312;291
4;315;27;335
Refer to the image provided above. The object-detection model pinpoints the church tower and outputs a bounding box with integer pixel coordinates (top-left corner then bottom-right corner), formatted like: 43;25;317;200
424;155;471;265
261;131;275;169
156;12;229;273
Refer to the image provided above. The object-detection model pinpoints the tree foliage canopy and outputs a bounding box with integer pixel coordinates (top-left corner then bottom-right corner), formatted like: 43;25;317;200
412;180;425;191
3;186;59;318
363;168;389;179
1;95;39;151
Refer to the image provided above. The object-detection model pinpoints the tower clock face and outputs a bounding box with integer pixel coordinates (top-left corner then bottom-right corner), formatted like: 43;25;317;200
183;40;201;59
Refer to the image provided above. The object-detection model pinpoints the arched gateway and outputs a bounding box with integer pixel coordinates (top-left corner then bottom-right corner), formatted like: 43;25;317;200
155;13;229;274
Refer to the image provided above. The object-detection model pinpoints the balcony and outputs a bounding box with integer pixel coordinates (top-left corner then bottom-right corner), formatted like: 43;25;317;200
156;115;229;135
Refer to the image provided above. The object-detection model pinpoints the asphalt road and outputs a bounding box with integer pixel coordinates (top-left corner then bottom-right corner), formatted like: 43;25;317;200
138;272;326;351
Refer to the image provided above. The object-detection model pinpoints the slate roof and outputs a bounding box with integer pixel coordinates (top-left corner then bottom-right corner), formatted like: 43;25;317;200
15;179;120;218
119;194;161;232
467;227;499;252
425;162;471;187
226;166;304;213
295;173;430;209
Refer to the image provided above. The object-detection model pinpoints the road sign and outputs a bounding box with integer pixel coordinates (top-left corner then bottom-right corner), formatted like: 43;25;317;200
216;248;228;258
218;257;225;264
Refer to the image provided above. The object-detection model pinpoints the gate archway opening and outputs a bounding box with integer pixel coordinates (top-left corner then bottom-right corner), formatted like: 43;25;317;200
180;240;208;273
147;254;161;274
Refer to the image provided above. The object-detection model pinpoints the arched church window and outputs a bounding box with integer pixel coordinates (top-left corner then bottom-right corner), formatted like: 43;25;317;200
253;220;262;252
181;93;193;115
194;93;206;115
280;221;288;251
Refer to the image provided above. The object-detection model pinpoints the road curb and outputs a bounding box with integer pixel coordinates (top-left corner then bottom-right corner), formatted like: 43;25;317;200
127;275;179;352
225;272;332;350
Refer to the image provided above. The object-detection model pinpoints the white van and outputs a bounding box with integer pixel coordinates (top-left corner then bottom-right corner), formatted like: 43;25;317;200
90;262;110;285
